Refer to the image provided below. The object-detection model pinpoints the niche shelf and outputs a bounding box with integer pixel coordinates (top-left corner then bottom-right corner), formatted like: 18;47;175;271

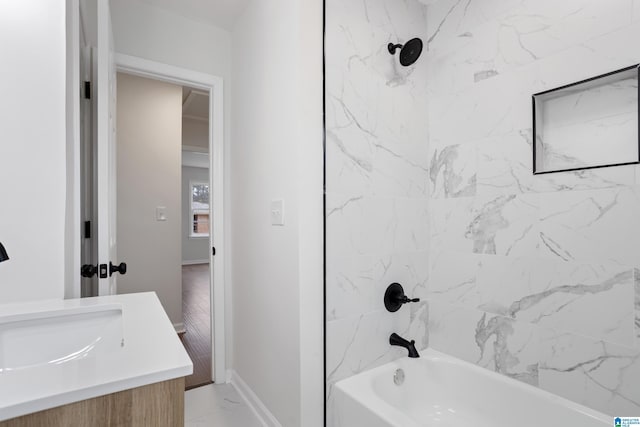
532;64;640;174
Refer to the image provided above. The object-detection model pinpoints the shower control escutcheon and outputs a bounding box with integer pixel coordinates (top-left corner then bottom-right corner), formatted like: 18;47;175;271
384;283;420;312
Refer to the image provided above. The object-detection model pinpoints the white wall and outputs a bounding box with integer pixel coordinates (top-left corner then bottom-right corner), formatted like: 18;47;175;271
231;0;323;425
0;0;67;302
116;72;183;326
110;0;234;365
182;166;210;264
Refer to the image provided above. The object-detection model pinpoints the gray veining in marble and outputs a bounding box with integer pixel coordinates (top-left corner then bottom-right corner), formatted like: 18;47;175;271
506;270;631;319
466;195;516;254
475;313;539;386
539;331;640;415
327;0;640;420
430;144;477;198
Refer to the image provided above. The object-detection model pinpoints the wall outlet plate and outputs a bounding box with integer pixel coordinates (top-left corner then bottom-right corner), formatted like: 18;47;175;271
270;199;284;226
156;206;167;221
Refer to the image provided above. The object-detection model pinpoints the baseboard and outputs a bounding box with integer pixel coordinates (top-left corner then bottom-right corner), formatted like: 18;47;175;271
173;322;186;334
182;259;210;266
228;369;282;427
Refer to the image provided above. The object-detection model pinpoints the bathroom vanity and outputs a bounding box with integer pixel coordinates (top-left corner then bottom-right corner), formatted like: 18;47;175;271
0;292;192;426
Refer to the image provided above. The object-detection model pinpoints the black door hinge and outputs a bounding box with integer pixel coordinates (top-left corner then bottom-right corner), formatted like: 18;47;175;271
84;81;91;99
84;221;91;239
212;247;216;256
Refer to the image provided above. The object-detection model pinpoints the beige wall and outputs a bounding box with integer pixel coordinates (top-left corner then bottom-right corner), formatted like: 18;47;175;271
182;118;208;151
116;72;183;326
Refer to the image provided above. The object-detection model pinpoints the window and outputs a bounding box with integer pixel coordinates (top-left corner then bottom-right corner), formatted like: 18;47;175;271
190;181;210;238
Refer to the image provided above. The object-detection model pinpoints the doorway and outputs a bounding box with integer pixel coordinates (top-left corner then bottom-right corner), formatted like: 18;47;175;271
73;1;226;386
180;86;213;389
115;73;214;390
112;55;226;385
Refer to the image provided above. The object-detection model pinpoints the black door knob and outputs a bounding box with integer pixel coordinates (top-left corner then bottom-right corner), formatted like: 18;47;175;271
81;264;98;278
109;262;127;276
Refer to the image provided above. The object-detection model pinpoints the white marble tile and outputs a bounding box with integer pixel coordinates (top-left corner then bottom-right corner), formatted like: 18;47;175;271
328;0;640;420
431;193;538;256
404;301;430;351
427;0;633;82
475;256;636;346
326;309;410;386
326;254;375;321
427;70;532;147
430;196;475;252
371;140;430;198
581;20;640;66
477;131;536;196
428;300;481;365
475;255;537;316
477;128;636;196
536;167;636;193
371;251;430;312
325;117;374;198
429;143;477;198
391;197;430;253
539;329;640;416
325;193;394;257
635;269;640;342
528;260;635;346
538;187;640;266
497;0;632;66
185;384;262;427
470;194;539;256
326;193;370;258
425;0;522;54
325;0;430;199
428;300;540;385
427;251;482;306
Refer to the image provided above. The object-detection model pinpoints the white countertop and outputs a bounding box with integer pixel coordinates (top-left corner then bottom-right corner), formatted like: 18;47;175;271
0;292;193;421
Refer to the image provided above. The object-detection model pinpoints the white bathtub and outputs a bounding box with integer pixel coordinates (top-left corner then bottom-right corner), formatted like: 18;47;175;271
333;348;610;427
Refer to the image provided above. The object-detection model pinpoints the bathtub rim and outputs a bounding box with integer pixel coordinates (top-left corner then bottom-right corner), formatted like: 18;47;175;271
333;347;612;425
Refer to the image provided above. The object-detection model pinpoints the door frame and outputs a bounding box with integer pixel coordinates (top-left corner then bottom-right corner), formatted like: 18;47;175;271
114;53;226;384
68;2;226;384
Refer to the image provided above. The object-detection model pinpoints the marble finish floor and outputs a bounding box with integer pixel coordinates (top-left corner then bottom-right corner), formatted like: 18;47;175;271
185;384;262;427
180;263;212;390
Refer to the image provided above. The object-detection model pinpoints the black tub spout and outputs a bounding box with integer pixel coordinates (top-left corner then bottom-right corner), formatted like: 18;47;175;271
389;333;420;358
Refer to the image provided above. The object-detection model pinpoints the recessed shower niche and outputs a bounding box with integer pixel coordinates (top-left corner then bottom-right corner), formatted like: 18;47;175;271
533;65;640;174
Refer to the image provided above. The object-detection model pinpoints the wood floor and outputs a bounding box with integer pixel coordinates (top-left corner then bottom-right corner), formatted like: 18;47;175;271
180;264;212;390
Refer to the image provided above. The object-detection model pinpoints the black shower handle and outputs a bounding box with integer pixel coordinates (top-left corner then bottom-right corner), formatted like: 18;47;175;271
384;283;420;312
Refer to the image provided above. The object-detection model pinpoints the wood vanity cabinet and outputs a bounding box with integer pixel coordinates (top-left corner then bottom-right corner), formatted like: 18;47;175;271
0;378;184;427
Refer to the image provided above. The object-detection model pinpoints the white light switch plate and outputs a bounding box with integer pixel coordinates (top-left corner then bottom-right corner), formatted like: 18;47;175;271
156;206;167;221
271;199;284;226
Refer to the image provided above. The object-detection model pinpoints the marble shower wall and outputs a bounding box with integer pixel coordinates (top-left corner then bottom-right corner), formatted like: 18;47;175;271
424;0;640;416
325;0;430;409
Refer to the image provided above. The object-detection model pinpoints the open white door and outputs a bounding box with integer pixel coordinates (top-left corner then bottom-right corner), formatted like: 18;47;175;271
96;0;120;296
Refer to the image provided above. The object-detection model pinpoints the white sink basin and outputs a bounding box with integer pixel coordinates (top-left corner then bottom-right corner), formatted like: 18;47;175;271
0;304;124;372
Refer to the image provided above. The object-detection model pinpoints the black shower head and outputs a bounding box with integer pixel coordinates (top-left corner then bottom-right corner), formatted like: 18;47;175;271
388;38;423;66
0;242;8;263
